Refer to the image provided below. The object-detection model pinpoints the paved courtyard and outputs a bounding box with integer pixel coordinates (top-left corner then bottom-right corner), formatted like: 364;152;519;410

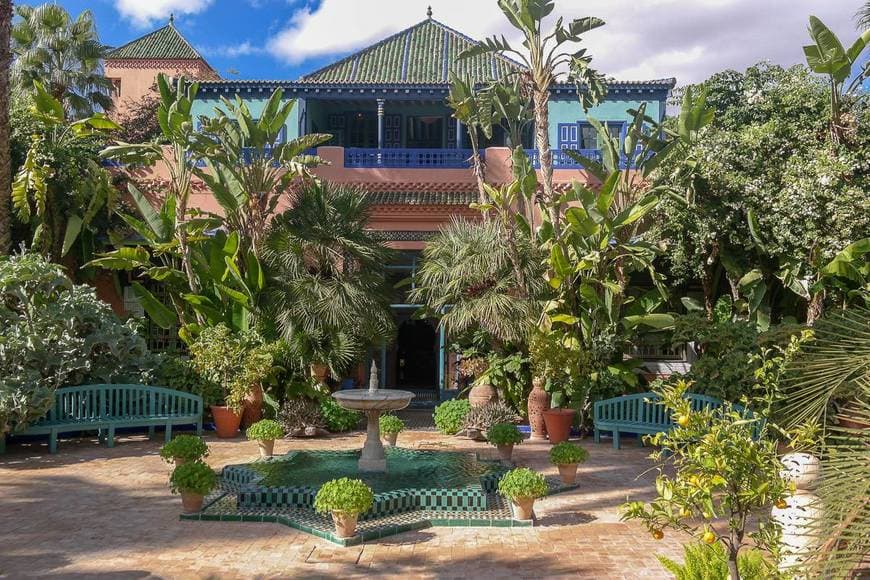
1;424;687;579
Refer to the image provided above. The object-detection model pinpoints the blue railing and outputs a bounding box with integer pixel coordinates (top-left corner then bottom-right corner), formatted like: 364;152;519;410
344;148;475;168
523;148;604;169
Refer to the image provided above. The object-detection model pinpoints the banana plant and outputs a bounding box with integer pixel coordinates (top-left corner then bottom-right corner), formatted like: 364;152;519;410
803;16;870;143
12;81;119;260
447;72;500;203
196;88;331;257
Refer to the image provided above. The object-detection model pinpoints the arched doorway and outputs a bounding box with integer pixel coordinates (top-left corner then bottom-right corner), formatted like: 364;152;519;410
395;318;438;390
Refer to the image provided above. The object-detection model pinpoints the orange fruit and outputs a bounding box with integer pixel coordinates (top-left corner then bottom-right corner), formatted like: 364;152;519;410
652;529;664;540
775;499;787;509
679;508;692;518
677;414;690;427
702;531;716;544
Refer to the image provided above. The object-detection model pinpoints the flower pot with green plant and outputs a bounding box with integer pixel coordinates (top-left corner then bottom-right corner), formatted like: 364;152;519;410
246;419;284;458
313;477;375;538
487;422;524;462
497;467;549;521
159;435;209;466
379;414;404;446
549;442;589;484
169;461;217;513
433;399;471;436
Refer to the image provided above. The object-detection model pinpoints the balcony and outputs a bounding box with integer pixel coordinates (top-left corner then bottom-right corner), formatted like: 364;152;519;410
523;148;604;169
344;148;475;169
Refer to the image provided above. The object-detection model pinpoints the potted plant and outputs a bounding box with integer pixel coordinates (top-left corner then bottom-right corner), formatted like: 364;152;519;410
497;467;549;521
487;422;523;462
460;356;497;407
463;400;520;441
246;419;284;458
379;414;404;446
529;330;590;444
313;477;374;539
159;435;209;465
169;461;217;513
549;442;589;484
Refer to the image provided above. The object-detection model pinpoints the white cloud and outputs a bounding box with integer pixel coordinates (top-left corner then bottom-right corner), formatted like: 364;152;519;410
114;0;213;28
266;0;863;84
202;41;265;58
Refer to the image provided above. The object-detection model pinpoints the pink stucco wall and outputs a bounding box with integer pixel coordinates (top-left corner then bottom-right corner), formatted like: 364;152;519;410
105;59;218;117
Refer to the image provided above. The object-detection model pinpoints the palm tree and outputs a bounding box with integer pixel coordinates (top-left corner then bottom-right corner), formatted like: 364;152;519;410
857;1;870;30
459;0;607;236
11;4;113;117
261;182;395;375
408;218;545;344
0;0;12;255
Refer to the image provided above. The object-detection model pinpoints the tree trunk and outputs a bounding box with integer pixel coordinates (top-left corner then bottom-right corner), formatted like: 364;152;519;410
469;133;487;205
727;556;740;580
806;291;824;326
532;86;560;238
0;0;12;255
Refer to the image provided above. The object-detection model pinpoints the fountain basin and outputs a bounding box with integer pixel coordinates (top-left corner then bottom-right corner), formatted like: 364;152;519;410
331;389;414;411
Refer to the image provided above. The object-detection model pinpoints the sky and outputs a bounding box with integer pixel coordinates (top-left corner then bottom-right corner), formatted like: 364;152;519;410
46;0;868;87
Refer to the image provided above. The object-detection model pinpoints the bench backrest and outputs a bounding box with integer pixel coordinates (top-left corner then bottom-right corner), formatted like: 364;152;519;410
593;392;737;428
38;384;203;425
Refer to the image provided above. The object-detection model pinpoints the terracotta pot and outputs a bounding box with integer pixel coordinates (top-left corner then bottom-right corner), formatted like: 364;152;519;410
332;511;359;538
469;382;498;407
557;463;578;485
543;408;575;444
211;405;241;438
258;439;275;458
497;444;514;462
241;385;263;428
512;496;536;520
180;492;204;513
383;432;398;447
527;377;550;441
310;363;329;384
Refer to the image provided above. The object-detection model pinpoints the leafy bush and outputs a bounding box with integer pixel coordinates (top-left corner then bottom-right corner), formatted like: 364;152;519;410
549;442;589;465
487;423;523;446
0;253;157;431
313;477;374;515
379;414;404;435
278;397;325;434
246;419;284;441
169;461;217;496
497;468;548;501
320;397;360;432
657;542;771;580
155;355;223;407
463;400;520;434
433;399;471;435
480;350;532;415
159;435;209;464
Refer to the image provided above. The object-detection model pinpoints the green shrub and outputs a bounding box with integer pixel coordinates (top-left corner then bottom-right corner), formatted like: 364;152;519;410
497;468;548;501
156;355;223;408
463;400;520;434
320;397;360;432
169;461;217;496
278;397;324;434
657;542;772;580
549;442;589;465
246;419;284;441
486;423;523;446
433;399;470;435
0;253;157;431
159;435;209;464
313;478;374;515
379;414;404;435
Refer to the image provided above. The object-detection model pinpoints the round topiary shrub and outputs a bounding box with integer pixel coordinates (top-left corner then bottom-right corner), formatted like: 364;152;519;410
160;435;209;464
486;423;523;447
313;477;375;515
433;398;471;435
169;461;217;496
246;419;284;441
549;442;589;465
379;414;404;435
320;397;361;432
497;467;548;501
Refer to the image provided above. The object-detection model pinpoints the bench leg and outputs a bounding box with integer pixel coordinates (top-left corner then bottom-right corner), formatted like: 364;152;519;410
613;430;621;450
107;426;115;448
593;428;600;444
148;426;156;439
49;430;58;454
196;418;203;436
165;424;172;443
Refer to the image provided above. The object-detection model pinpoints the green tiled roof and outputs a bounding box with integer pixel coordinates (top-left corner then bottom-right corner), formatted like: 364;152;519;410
300;17;523;84
364;190;477;206
107;22;204;60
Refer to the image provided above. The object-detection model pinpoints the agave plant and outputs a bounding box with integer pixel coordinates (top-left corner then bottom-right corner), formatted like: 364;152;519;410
782;307;870;576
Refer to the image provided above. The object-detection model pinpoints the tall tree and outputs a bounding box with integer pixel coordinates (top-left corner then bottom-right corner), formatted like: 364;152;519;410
857;1;870;30
11;4;113;117
0;0;12;255
459;0;608;236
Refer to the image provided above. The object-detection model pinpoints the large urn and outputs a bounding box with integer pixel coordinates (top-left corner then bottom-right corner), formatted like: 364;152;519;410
527;377;550;440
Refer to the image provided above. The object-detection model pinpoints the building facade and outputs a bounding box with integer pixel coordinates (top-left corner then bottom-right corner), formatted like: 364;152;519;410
111;14;679;400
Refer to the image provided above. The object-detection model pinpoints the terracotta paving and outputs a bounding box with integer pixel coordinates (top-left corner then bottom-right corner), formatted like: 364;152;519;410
0;428;688;579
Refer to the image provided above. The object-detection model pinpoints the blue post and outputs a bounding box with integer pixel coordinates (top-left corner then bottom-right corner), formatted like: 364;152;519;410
456;118;462;149
376;99;385;165
438;312;446;397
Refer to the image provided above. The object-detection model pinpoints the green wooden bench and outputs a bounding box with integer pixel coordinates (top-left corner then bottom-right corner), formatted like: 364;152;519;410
593;392;749;449
1;384;203;454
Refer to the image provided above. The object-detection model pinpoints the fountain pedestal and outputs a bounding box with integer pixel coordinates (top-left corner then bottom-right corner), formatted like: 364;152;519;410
359;410;387;472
